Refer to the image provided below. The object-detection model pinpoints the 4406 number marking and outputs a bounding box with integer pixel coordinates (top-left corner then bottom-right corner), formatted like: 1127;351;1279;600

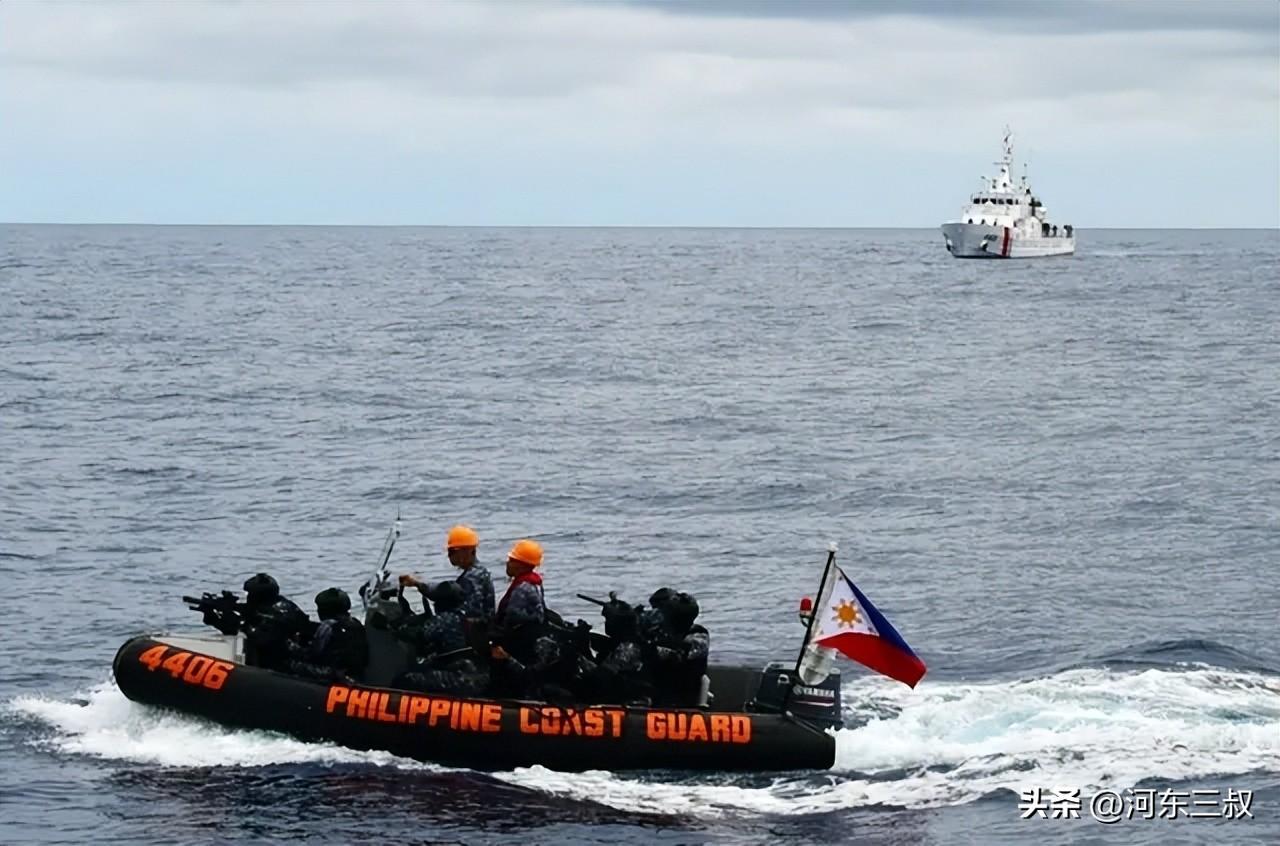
137;645;234;690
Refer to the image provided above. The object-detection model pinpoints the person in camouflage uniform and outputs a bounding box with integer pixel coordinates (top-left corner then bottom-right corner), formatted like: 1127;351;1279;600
489;539;555;697
490;632;575;700
645;591;710;708
582;597;652;705
400;524;495;624
200;573;311;672
286;588;368;683
454;559;495;622
637;586;676;646
393;582;469;657
493;538;546;641
393;581;486;696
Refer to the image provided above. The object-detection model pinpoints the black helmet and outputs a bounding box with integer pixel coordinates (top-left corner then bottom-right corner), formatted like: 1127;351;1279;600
243;573;280;603
648;587;676;609
602;599;638;641
428;581;465;613
315;587;351;619
665;592;700;634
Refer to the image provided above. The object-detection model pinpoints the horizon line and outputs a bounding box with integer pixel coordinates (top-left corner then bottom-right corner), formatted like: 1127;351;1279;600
4;222;1278;231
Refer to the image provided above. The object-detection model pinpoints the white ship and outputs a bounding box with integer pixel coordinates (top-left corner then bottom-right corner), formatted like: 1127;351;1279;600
941;130;1074;259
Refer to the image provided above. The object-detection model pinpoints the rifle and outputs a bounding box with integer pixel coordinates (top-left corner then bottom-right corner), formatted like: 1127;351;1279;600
182;590;242;615
578;592;644;624
423;645;478;667
579;591;632;609
542;615;598;656
183;590;245;636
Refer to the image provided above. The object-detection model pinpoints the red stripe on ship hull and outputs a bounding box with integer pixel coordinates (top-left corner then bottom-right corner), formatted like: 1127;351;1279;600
1001;227;1011;257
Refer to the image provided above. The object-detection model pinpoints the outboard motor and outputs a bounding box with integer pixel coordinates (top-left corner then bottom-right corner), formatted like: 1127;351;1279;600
748;661;843;731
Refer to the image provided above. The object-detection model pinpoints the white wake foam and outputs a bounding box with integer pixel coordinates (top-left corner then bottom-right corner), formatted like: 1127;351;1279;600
9;666;1279;817
9;682;434;770
505;667;1280;815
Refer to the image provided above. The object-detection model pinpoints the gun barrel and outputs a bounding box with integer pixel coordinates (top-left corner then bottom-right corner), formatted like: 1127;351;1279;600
431;646;475;663
183;591;241;611
577;593;608;606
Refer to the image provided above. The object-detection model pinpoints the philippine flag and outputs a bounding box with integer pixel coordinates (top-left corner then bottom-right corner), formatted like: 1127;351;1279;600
813;565;927;688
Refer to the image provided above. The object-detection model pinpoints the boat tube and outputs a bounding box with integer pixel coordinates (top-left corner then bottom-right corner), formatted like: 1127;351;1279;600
113;632;840;772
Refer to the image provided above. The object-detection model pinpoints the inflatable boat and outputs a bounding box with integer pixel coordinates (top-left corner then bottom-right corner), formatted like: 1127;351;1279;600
108;537;917;773
113;630;841;772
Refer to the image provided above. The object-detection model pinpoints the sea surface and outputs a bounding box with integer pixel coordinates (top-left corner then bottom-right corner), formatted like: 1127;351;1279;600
1;225;1277;845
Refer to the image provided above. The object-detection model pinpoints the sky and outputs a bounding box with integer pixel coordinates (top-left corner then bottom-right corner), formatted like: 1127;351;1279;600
1;0;1277;227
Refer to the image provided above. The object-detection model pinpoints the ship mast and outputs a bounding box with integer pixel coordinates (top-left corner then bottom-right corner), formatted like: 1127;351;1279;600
992;126;1014;193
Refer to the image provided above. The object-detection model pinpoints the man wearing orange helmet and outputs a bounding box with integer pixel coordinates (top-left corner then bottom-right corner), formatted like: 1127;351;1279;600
495;538;545;631
490;538;564;698
400;524;495;623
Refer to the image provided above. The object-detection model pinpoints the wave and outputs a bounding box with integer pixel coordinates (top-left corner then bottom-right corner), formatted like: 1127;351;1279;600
1089;638;1275;673
9;664;1279;818
0;367;53;382
10;683;438;770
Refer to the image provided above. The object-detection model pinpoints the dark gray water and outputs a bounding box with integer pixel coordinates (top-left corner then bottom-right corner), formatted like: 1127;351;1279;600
2;225;1278;844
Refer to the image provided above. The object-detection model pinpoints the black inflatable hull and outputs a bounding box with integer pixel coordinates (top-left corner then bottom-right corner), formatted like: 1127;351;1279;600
113;636;836;772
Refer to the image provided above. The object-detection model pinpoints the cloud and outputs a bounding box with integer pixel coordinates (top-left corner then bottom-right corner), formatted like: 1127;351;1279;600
0;0;1275;224
622;0;1278;35
3;1;1272;133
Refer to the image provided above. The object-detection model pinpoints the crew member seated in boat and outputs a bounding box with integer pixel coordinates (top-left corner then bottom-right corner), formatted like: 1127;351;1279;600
494;538;546;641
582;597;652;705
392;581;467;655
638;586;676;643
200;573;311;672
400;524;495;623
393;581;486;695
488;538;568;698
491;633;581;702
286;588;368;683
647;591;710;708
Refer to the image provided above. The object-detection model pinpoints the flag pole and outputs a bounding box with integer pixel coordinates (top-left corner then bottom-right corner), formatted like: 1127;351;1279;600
792;541;837;676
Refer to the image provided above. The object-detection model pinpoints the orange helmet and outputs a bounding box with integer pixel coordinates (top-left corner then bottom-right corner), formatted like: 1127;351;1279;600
507;538;543;567
445;525;479;549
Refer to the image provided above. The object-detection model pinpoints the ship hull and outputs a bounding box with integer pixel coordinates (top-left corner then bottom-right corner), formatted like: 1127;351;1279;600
112;635;837;772
941;223;1074;259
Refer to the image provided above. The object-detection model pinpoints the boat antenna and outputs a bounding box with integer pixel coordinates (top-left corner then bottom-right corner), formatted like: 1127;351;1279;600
360;512;401;610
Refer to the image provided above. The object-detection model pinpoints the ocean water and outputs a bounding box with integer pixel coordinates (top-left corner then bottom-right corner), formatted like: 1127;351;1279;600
1;224;1277;845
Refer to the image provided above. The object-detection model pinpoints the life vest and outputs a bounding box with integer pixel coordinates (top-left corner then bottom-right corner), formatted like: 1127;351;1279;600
497;570;544;619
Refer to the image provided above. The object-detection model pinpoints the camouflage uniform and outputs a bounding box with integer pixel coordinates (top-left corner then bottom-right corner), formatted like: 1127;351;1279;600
491;633;584;701
637;606;672;645
235;596;311;672
585;639;652;705
498;581;545;630
287;613;368;683
394;608;469;658
649;625;710;708
455;564;495;621
393;609;486;696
